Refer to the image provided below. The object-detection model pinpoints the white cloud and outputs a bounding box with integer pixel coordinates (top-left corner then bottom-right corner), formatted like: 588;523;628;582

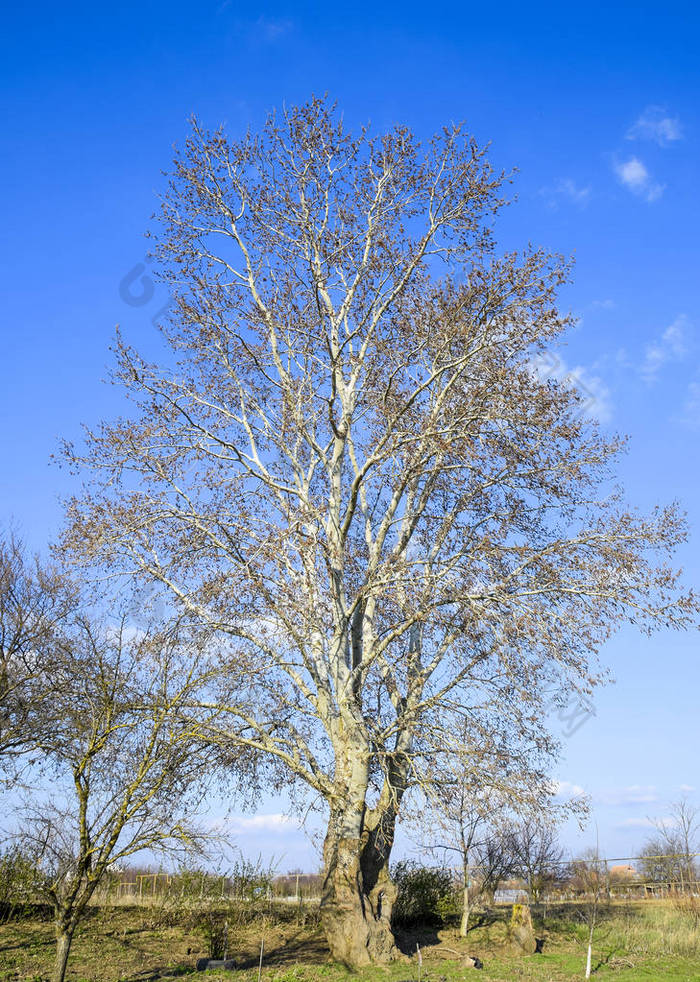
679;784;696;793
627;106;683;146
237;813;297;830
640;314;691;383
616;816;655;829
681;380;700;428
653;815;678;830
614;157;664;202
617;158;648;189
553;780;586;798
255;16;293;41
597;785;659;807
615;347;632;368
569;366;613;423
211;813;299;833
591;299;616;311
539;178;592;209
615;814;676;830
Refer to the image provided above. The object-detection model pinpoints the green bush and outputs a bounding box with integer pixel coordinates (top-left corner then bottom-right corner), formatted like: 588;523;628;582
391;861;456;927
195;909;230;959
0;847;45;904
0;846;47;921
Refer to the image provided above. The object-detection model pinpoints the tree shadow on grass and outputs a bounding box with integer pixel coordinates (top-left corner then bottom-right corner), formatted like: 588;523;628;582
466;908;506;932
121;964;196;981
592;945;623;974
234;930;330;970
125;929;332;980
394;923;443;956
0;936;56;954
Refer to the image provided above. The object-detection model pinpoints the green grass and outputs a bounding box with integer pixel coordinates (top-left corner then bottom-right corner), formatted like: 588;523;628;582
0;901;698;982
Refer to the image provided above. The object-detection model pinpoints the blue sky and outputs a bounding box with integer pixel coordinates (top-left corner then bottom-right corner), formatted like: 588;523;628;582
1;1;698;871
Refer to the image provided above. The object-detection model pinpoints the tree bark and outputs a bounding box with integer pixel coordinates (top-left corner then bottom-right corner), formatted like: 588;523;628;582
53;927;74;982
460;857;470;937
320;803;399;965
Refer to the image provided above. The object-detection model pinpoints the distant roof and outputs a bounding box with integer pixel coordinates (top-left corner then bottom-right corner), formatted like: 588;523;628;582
610;864;637;877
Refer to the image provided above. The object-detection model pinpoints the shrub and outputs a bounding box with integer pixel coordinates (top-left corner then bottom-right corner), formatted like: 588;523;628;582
392;861;456;927
0;846;47;921
195;909;231;959
0;847;45;903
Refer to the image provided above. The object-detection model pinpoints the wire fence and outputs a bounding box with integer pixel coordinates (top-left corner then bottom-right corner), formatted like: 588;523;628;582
2;851;698;909
98;852;700;907
100;870;324;905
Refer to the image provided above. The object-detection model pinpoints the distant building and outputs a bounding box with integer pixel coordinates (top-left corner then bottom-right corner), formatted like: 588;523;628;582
610;864;638;883
494;887;529;903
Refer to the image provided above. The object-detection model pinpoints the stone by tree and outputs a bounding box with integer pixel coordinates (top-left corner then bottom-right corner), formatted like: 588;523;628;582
63;97;697;965
509;902;536;955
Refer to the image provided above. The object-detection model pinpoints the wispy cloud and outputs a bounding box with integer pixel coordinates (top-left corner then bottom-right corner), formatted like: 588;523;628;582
615;816;656;829
573;369;612;422
627;106;683;146
615;814;677;830
254;16;293;41
236;813;297;831
553;780;586;798
614;157;664;202
538;178;592;209
681;380;700;428
211;813;299;833
640;314;691;383
597;785;660;807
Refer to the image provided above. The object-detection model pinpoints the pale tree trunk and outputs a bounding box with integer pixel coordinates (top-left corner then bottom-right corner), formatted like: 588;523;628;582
53;926;75;982
320;804;398;965
585;909;596;979
319;731;404;966
460;857;470;937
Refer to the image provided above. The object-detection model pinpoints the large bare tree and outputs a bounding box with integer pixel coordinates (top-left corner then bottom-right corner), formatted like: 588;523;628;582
63;98;697;964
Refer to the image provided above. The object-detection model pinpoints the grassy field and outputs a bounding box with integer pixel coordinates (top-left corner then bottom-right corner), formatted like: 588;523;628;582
0;900;698;982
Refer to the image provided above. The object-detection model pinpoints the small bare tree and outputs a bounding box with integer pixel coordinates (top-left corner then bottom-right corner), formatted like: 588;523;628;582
476;831;516;904
640;797;699;895
507;816;564;903
12;607;231;982
658;799;698;892
408;783;507;935
0;533;76;766
62;97;698;964
404;722;555;934
571;847;609;980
